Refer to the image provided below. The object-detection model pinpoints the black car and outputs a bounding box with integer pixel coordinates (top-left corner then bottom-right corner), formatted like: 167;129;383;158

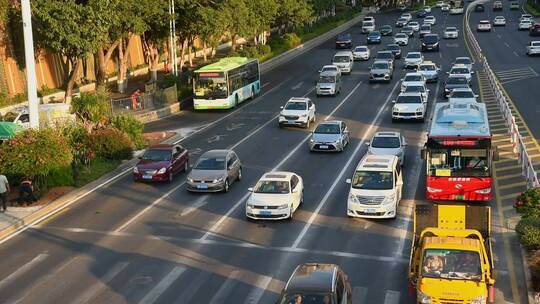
416;9;428;18
335;33;352;49
386;44;402;58
402;26;414;37
421;34;440;51
277;263;353;304
443;75;470;97
367;31;382;44
474;3;485;12
380;25;393;36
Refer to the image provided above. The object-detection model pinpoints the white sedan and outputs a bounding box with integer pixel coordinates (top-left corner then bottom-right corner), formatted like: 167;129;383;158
493;16;506;26
246;172;303;220
443;26;459;39
477;20;492;32
394;33;409;46
278;97;316;128
448;87;478;103
519;20;533;30
352;45;371;60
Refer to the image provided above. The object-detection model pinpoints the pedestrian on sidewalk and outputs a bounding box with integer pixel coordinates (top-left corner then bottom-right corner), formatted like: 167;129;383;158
0;173;9;212
18;178;37;206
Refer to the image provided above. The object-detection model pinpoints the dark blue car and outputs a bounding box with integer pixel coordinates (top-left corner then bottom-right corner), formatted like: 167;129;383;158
367;31;382;44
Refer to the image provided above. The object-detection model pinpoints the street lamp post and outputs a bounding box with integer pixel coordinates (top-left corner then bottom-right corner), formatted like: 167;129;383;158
21;0;39;129
168;0;178;76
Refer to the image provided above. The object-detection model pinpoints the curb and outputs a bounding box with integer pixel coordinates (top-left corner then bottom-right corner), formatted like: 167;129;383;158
521;245;539;304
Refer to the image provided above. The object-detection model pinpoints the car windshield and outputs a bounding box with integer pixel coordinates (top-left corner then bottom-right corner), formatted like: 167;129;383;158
371;136;400;148
318;76;335;83
446;27;457;32
495;17;504;20
421;26;431;30
422;249;481;281
451;91;475;98
354;47;367;52
321;66;338;72
280;293;334;304
333;55;350;63
451;68;469;74
420;65;436;71
405;85;426;93
377;52;392;59
314;123;340;134
455;58;471;65
447;76;468;84
194;72;228;99
368;31;380;36
337;34;351;40
428;148;490;177
424;36;438;43
381;25;392;30
387;45;399;50
403;27;413;31
372;63;389;69
409;22;419;26
396;33;407;38
405;75;422;81
396;95;422;103
285;102;307;110
398;18;407;22
254;180;290;194
480;21;490;24
142;149;172;162
351;171;393;190
194;156;226;170
363;21;374;26
407;53;421;59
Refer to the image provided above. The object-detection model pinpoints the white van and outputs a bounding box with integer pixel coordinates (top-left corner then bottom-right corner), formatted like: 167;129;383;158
3;103;74;129
346;155;403;219
316;70;342;96
332;51;354;74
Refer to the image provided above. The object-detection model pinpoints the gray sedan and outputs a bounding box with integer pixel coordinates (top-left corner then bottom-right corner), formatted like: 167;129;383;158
309;121;350;152
366;131;407;166
187;150;242;192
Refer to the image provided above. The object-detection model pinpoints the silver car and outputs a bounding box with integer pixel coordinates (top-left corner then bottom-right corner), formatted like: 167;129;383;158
416;61;440;82
366;131;407;166
309;121;350;152
404;52;424;69
187;150;242;192
316;70;342;96
369;60;393;83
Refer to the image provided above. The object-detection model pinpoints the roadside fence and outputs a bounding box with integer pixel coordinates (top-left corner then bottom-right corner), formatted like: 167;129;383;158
465;1;539;188
110;84;178;115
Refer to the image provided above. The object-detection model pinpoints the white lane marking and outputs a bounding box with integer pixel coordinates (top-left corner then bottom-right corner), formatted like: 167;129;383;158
173;270;211;304
261;82;270;88
352;286;369;304
242;276;272;304
74;262;129;304
497;34;502;39
504;42;510;48
0;254;48;290
384;290;400;304
179;196;208;217
291;81;400;249
200;81;364;241
291;81;304;90
138;266;187;304
208;270;240;304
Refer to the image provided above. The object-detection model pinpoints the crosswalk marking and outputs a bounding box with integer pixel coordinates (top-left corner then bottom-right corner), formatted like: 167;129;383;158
173;270;211;304
0;254;48;290
243;276;272;304
352;286;368;304
138;266;187;304
74;261;130;304
208;270;240;304
495;67;538;84
384;290;400;304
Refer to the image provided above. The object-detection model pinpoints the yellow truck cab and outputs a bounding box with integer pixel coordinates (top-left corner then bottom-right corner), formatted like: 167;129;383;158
408;204;495;304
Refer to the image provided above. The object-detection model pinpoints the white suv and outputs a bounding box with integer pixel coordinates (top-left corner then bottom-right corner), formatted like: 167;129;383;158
278;97;316;128
448;64;474;82
346;155;403;219
392;92;426;122
367;132;407;166
332;51;354;74
246;172;304;220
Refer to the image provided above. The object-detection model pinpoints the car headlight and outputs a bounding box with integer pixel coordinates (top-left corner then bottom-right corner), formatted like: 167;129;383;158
187;177;194;183
133;167;139;174
471;295;487;304
416;107;424;112
422;42;426;46
278;203;289;209
246;202;255;208
348;193;359;203
427;187;442;193
475;188;492;194
300;114;308;118
417;291;431;304
382;194;396;205
393;106;399;112
310;138;315;143
212;177;224;183
157;167;167;174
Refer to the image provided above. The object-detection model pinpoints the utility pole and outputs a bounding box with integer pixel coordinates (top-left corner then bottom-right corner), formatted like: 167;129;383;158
21;0;39;129
171;0;177;76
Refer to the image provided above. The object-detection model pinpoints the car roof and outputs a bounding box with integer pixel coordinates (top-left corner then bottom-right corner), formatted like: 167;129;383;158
405;72;423;77
377;50;393;54
322;65;338;69
356;155;398;171
445;26;458;30
451;64;470;69
373;60;390;65
451;87;474;92
373;131;401;138
148;144;174;150
261;171;295;181
318;120;342;125
285;263;338;294
335;51;352;56
320;70;339;77
201;149;230;157
288;97;310;103
398;92;423;97
419;61;436;66
395;33;407;36
407;52;422;55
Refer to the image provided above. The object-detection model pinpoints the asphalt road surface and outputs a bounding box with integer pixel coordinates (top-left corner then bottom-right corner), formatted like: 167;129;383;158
0;5;529;304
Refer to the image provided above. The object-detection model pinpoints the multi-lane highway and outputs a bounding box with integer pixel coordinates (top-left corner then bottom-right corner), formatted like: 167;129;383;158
0;5;530;304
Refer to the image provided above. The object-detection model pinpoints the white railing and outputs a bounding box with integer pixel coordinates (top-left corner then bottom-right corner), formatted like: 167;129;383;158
465;0;540;188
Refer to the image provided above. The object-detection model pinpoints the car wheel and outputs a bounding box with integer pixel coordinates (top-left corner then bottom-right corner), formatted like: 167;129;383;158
251;87;255;100
223;179;230;192
168;172;173;183
288;205;294;220
237;167;242;181
234;95;239;107
183;161;189;172
392;118;398;123
306;119;310;129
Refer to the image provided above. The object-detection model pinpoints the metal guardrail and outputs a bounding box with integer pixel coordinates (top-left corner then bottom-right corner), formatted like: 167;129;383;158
110;84;178;115
465;1;540;188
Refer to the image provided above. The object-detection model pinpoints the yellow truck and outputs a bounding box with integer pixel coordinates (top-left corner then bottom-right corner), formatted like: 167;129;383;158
408;204;496;304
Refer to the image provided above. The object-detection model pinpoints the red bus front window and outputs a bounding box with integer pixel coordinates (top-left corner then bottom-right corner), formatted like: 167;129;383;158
427;148;490;177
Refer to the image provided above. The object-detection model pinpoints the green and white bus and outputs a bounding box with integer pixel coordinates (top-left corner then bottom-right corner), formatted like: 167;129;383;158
193;57;261;110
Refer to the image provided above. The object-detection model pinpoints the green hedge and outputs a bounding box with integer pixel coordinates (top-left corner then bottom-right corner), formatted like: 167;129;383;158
525;0;540;17
517;217;540;250
110;115;146;150
89;128;134;160
515;187;540;218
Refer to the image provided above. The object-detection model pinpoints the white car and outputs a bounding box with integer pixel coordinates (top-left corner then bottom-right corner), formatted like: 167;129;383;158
520;14;533;22
493;16;506;26
362;21;375;33
401;13;412;22
319;65;341;76
401;72;426;91
423;6;432;13
519;20;533;30
441;4;450;11
364;16;375;23
394;33;409;46
246;172;303;220
367;131;407;166
408;21;420;31
424;16;436;25
448;64;474;82
416;61;440;82
346;155;403;219
278;97;316;128
352;45;370;60
448;87;478;103
402;83;430;104
443;26;459;39
453;57;473;71
392;92;426;121
404;52;424;68
436;1;445;7
332;51;354;74
527;41;540;56
477;20;492;32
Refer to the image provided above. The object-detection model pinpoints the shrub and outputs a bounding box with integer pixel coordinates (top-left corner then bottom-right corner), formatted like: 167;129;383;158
528;250;540;280
62;122;94;165
110;115;146;150
162;74;181;89
256;44;272;57
47;166;75;187
515;187;540;218
71;87;111;124
89;128;133;160
516;217;540;250
283;33;301;49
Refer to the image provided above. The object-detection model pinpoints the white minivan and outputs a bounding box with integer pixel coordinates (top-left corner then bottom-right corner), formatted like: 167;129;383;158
346;155;403;219
332;51;354;74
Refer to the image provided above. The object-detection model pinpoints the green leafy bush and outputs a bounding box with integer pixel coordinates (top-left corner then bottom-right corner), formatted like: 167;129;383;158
283;33;301;49
62;122;94;165
89;128;133;160
516;217;540;250
110;115;146;150
74;158;121;187
515;187;540;218
162;74;181;89
47;166;75;187
71;87;111;124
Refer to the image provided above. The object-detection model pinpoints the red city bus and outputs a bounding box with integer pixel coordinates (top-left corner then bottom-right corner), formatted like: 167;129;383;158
422;102;498;201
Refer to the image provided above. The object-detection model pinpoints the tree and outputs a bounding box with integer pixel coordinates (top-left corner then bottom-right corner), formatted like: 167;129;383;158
32;0;103;101
141;0;169;81
245;0;278;45
274;0;314;32
197;4;228;61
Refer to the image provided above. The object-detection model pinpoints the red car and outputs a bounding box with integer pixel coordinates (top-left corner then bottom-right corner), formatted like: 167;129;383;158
133;144;189;182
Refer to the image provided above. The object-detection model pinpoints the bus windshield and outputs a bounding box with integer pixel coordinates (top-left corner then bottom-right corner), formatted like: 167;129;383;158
428;148;490;177
194;72;228;99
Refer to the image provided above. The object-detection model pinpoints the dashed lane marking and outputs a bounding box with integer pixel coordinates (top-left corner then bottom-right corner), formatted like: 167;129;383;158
138;266;187;304
0;254;48;290
73;262;130;304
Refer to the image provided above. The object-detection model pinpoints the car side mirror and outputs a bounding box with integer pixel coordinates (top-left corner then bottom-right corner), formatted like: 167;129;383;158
392;100;396;103
446;72;450;74
292;188;298;193
280;106;284;109
421;148;427;159
475;94;479;98
138;156;142;160
345;179;352;184
248;187;254;192
365;142;370;146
